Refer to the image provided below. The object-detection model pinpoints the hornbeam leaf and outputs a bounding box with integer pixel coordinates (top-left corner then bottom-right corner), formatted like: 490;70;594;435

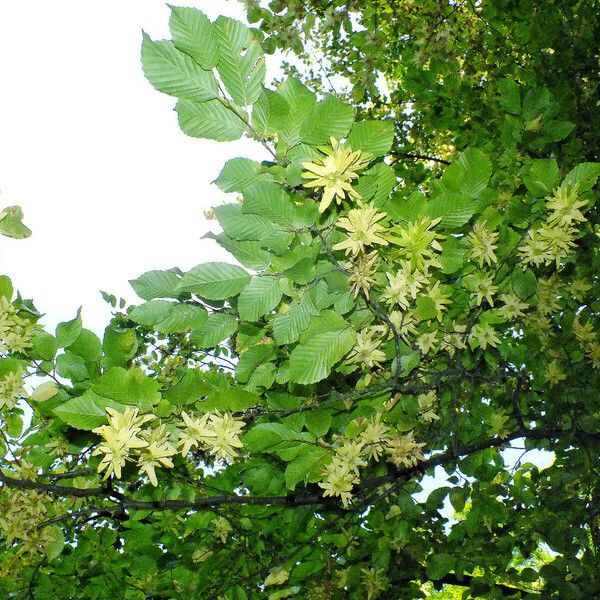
346;120;394;157
208;232;273;271
276;78;316;147
129;269;181;300
169;6;220;70
562;162;600;193
141;34;218;101
190;313;237;348
176;98;245;141
272;295;319;345
215;158;270;193
155;303;208;333
214;16;265;106
244;422;313;453
425;192;480;229
128;300;175;327
178;262;251;300
0;205;31;239
53;392;123;430
288;328;356;384
238;276;282;322
438;148;492;197
92;367;161;411
300;94;355;146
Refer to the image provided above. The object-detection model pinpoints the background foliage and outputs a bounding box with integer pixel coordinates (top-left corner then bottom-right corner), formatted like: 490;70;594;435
1;1;600;598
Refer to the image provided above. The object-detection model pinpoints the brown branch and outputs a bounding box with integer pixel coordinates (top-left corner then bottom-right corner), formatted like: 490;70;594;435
439;571;540;597
396;152;451;165
2;426;593;514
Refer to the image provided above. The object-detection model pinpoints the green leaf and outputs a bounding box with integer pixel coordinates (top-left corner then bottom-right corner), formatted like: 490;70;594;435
244;422;312;453
449;487;468;513
439;148;492;197
0;206;31;239
414;296;438;321
426;552;455;580
176;98;245;141
497;79;521;114
354;162;397;208
30;381;59;403
215;204;291;253
92;367;161;411
214;16;265;106
102;326;138;368
252;89;290;137
55;352;89;382
0;358;23;379
141;34;218;101
53;391;124;430
305;408;332;437
541;120;575;143
439;236;469;274
562;162;600;193
346;120;394;157
128;300;175;327
0;275;12;299
284;446;329;490
275;78;316;147
178;262;251;300
129;269;181;300
272;295;319;345
426;192;478;228
235;344;276;384
300;94;354;145
69;329;102;363
55;308;82;348
169;6;219;70
45;526;65;561
242;181;314;230
163;369;205;406
211;233;272;271
288;328;356;384
238;276;283;321
215;158;270;193
31;331;58;361
522;158;560;196
512;268;537;300
190;313;237;348
156;303;208;333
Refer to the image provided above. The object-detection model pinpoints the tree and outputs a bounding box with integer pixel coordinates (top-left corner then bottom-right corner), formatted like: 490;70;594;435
1;2;600;598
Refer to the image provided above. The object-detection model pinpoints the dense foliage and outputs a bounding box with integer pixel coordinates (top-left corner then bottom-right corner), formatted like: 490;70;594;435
1;2;600;598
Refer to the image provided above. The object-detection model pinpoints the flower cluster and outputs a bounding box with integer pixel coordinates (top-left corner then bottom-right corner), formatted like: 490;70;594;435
519;184;588;268
417;391;440;423
347;329;386;369
0;370;26;410
386;431;426;468
573;314;600;369
332;204;388;257
0;488;48;547
467;221;498;267
346;251;378;298
381;260;430;310
178;411;245;461
92;407;175;485
387;217;444;269
302;137;368;213
0;296;34;354
319;441;366;507
319;414;427;506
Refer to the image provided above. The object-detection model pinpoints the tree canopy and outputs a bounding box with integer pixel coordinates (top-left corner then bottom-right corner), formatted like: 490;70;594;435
1;2;600;598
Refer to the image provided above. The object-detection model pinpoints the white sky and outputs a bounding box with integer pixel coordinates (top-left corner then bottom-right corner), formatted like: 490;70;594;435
0;0;270;334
